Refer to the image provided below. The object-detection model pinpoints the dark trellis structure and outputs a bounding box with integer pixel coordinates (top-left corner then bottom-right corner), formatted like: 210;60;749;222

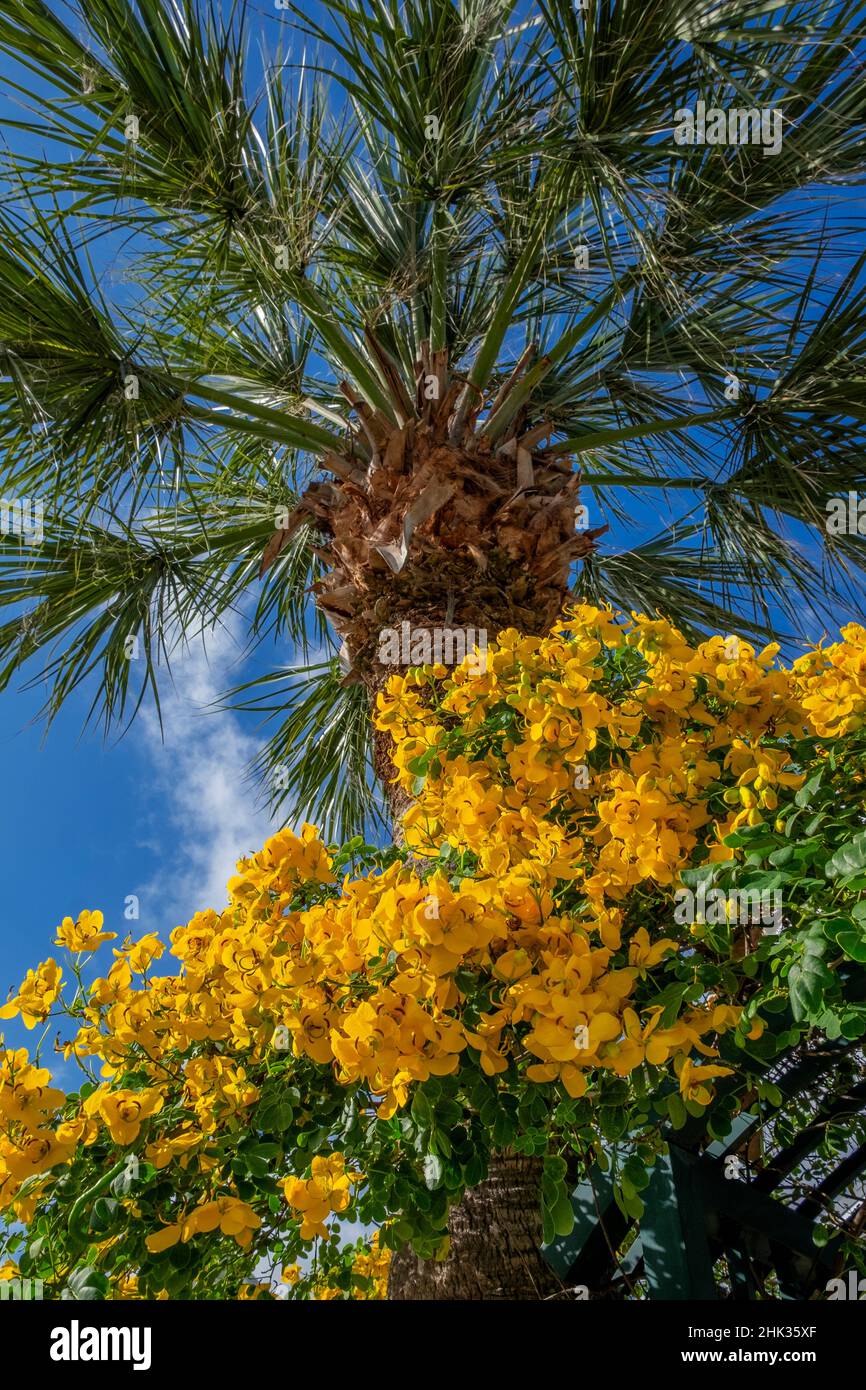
543;1042;866;1299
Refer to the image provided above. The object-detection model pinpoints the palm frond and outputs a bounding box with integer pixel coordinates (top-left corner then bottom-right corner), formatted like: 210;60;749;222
226;657;386;843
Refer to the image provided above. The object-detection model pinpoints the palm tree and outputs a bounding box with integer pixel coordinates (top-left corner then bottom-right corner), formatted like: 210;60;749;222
1;0;865;1299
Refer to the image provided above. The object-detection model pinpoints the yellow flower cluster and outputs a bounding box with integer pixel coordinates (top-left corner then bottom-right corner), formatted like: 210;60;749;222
0;1048;74;1212
145;1195;262;1253
1;607;864;1228
311;1231;392;1299
380;609;836;892
282;1153;355;1240
791;622;866;736
350;1230;390;1298
0;960;63;1031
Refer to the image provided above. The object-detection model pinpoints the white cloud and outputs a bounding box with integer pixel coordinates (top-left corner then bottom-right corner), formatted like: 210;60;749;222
134;620;276;930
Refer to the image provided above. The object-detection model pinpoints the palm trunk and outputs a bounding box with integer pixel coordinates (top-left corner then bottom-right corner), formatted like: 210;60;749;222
386;1153;565;1300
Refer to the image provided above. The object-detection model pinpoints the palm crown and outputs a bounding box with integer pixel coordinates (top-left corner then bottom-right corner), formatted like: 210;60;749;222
1;0;865;836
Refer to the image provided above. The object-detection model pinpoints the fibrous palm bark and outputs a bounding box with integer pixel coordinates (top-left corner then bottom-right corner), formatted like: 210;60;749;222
387;1153;565;1300
263;340;605;690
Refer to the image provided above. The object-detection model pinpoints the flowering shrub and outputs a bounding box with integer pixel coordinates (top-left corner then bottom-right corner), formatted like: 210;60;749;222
2;606;866;1298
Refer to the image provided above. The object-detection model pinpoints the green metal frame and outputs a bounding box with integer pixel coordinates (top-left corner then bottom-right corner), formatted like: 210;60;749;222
543;1042;866;1299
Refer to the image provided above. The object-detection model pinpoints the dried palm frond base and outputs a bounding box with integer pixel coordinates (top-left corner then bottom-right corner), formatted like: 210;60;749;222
264;371;605;684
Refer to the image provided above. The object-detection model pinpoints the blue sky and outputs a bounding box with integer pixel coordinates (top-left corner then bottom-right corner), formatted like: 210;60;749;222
0;0;864;1062
0;617;283;1057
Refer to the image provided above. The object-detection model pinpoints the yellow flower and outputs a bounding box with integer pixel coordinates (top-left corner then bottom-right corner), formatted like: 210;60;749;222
145;1126;202;1169
628;927;678;973
0;1049;65;1129
121;934;165;974
606;1007;669;1075
83;1086;164;1144
0;959;63;1029
145;1224;183;1254
283;1153;354;1240
676;1057;734;1106
183;1196;262;1248
146;1197;262;1253
88;957;133;1009
351;1231;391;1298
1;1130;75;1182
55;910;116;953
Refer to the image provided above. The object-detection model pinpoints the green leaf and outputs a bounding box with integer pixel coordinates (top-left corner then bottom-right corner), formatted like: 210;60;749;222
258;1099;295;1132
541;1204;555;1247
667;1094;687;1130
834;932;866;963
547;1191;575;1239
841;1009;866;1039
822;915;866;961
788;950;834;1022
795;772;824;808
462;1154;486;1188
768;844;796;868
429;1128;452;1159
542;1155;568;1190
825;832;866;880
621;1189;645;1221
598;1107;629;1141
491;1109;515;1148
63;1266;109;1301
411;1089;433;1128
622;1154;651;1193
756;1081;783;1108
423;1154;444;1190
